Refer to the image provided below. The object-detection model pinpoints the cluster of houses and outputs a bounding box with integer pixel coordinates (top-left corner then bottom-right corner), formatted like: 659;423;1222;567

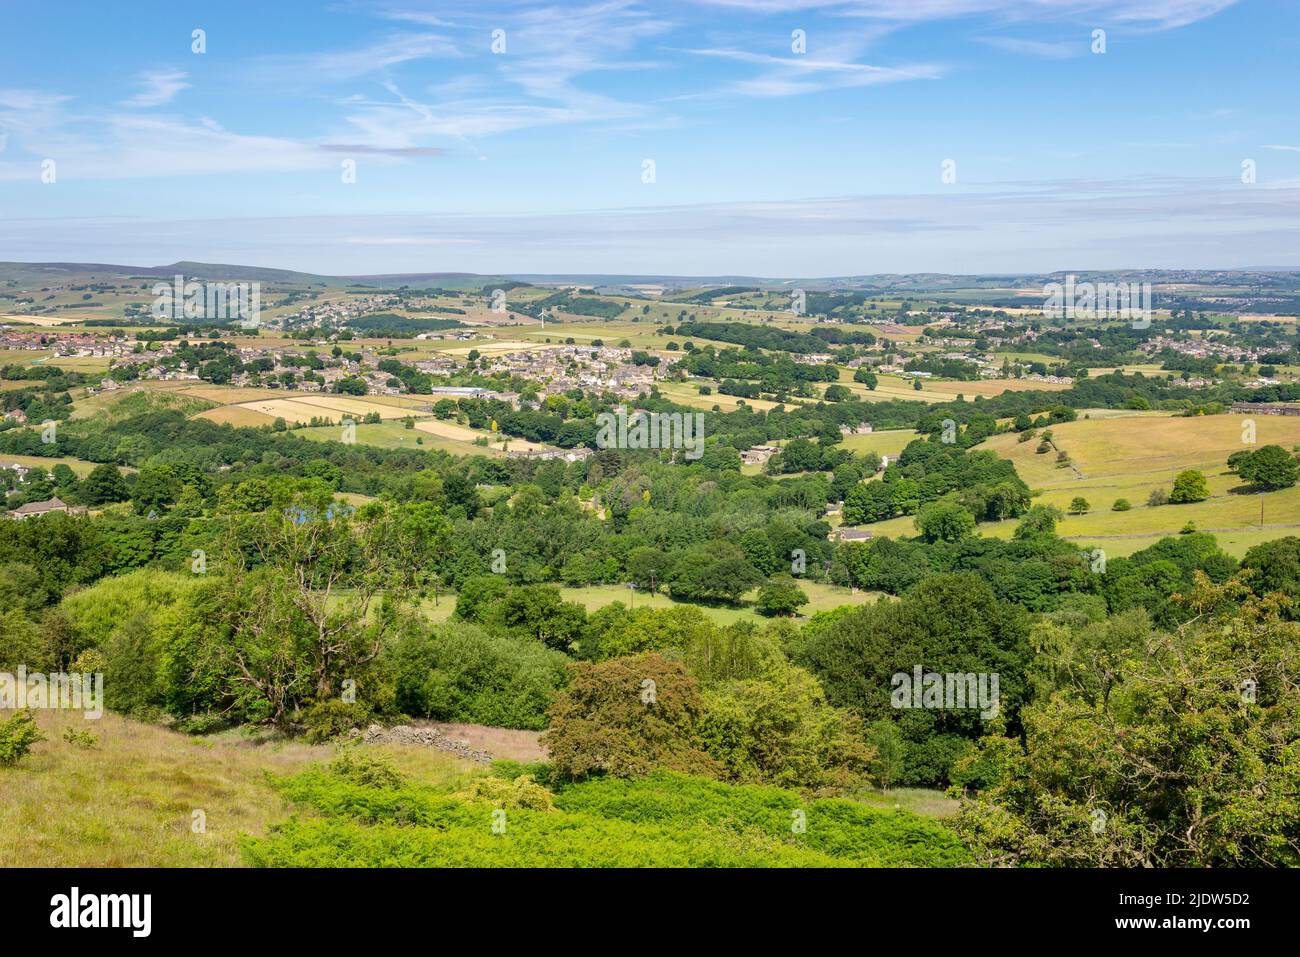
1142;334;1264;365
481;345;661;401
1230;401;1300;417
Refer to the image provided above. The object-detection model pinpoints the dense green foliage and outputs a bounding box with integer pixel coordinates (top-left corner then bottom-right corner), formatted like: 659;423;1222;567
241;760;970;867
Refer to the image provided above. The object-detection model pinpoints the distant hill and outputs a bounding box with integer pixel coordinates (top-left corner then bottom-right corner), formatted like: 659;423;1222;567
2;261;1299;295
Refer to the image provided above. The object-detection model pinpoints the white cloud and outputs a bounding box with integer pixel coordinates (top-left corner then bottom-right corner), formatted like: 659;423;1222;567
696;1;1240;30
122;70;190;108
978;36;1080;57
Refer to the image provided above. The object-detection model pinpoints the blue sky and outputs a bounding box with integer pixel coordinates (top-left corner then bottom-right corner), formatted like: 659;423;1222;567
0;0;1297;275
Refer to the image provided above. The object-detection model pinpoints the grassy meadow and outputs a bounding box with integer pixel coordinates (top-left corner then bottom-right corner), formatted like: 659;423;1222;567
858;412;1300;557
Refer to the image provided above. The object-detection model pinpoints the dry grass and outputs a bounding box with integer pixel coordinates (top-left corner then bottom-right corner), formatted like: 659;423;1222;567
423;722;547;763
0;709;326;866
194;405;279;427
413;418;547;453
0;710;507;867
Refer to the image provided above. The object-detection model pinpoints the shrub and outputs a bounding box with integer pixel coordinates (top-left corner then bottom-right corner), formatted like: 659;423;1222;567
1112;498;1131;511
456;774;555;811
0;710;43;766
584;605;715;661
697;663;873;792
542;653;718;781
390;622;569;730
329;751;405;790
1147;488;1169;507
303;699;370;743
244;764;971;867
61;726;98;749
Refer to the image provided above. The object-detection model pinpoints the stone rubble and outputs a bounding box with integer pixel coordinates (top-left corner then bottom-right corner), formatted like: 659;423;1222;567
355;723;494;764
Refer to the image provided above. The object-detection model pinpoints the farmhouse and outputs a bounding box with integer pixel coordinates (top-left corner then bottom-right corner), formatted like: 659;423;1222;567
7;496;73;520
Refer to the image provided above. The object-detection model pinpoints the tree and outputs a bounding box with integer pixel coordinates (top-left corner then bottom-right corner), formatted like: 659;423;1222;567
914;500;976;543
542;653;719;780
823;384;852;402
952;576;1300;867
795;574;1033;787
487;585;587;652
453;575;509;622
1068;497;1090;515
1013;504;1063;539
585;605;716;661
131;467;182;515
81;464;128;506
853;367;878;389
208;498;448;725
390;621;569;730
1169;469;1209;504
1237;444;1299;491
755;575;809;616
867;718;908;791
1240;536;1300;609
697;662;873;791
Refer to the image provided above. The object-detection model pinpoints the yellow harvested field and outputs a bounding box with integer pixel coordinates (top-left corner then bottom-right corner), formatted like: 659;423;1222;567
351;393;436;410
175;386;299;403
0;314;81;326
440;340;561;357
273;394;417;420
195;405;278;427
985;413;1300;491
413;418;547;453
214;395;418;425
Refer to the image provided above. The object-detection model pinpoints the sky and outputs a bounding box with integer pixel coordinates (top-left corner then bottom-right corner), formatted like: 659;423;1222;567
0;0;1297;276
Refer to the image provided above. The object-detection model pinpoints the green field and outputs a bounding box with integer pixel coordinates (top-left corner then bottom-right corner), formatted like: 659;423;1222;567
409;580;879;627
839;428;920;459
856;412;1300;557
558;580;879;624
0;452;121;478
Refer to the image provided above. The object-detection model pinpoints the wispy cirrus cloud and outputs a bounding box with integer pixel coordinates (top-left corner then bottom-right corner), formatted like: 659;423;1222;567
695;1;1240;30
121;70;189;108
678;41;942;99
327;2;678;146
250;32;462;84
977;36;1081;58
